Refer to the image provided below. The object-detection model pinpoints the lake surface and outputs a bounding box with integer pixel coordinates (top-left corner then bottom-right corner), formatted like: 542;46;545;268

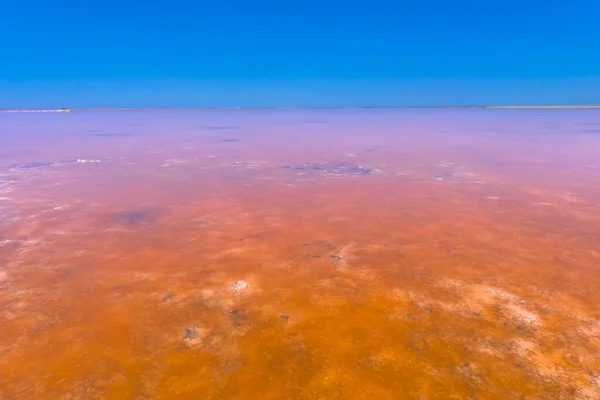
1;109;600;399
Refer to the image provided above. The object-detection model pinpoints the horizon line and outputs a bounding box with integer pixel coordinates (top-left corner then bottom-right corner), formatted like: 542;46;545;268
1;105;600;112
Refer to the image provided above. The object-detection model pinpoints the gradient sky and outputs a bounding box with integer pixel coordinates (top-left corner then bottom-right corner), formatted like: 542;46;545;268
1;0;599;107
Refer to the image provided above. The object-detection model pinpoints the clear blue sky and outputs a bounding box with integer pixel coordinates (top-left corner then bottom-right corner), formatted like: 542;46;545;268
1;0;599;107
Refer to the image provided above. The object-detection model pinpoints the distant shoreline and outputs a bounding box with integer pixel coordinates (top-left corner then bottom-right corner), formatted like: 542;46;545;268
1;105;600;112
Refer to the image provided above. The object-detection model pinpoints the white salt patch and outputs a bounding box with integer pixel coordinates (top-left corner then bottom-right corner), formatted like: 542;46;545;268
230;280;249;292
488;287;524;303
505;303;539;326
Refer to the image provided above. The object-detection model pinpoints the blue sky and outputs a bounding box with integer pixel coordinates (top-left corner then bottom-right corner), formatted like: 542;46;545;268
1;0;599;106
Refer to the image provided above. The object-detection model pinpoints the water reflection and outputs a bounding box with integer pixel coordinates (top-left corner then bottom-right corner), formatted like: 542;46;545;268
1;109;600;399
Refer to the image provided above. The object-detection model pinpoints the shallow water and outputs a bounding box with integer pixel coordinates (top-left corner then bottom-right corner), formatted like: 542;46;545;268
1;109;600;399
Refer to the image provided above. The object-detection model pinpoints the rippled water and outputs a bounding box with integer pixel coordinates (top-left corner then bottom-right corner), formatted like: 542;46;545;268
1;109;600;399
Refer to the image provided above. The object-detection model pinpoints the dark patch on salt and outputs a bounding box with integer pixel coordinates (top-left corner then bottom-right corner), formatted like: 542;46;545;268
109;208;161;225
201;126;239;130
283;162;371;176
90;132;134;137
